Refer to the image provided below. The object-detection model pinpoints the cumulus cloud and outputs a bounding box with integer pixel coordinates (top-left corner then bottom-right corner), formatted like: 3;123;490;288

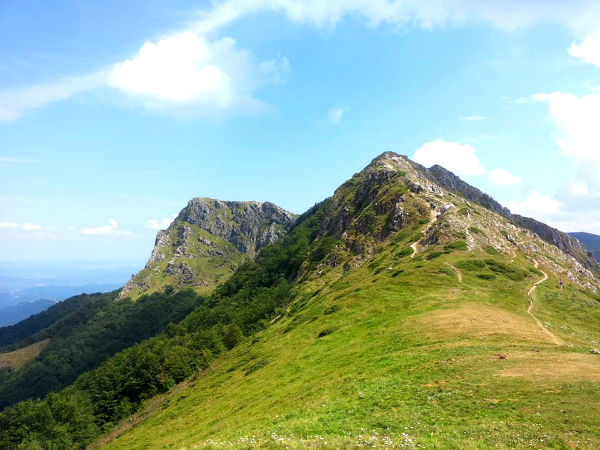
109;32;289;113
569;31;600;67
81;219;130;236
413;139;485;176
489;168;522;186
503;191;562;217
328;106;349;124
5;1;600;120
147;214;177;230
533;92;600;161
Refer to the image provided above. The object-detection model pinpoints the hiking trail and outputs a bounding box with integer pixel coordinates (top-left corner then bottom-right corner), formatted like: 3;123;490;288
411;209;439;259
527;260;564;346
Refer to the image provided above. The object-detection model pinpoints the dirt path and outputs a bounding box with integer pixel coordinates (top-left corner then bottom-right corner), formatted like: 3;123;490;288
444;263;463;282
411;209;438;259
527;260;564;346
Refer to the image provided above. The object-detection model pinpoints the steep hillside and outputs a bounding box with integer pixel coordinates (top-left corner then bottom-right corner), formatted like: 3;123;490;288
1;153;599;450
0;292;106;348
99;153;600;450
0;290;202;409
120;199;296;299
570;232;600;262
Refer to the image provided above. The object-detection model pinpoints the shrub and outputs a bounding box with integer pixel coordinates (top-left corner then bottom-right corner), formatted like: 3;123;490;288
484;260;527;281
445;240;467;251
456;259;486;271
469;226;483;235
223;324;243;350
483;245;501;255
317;328;335;338
476;273;496;280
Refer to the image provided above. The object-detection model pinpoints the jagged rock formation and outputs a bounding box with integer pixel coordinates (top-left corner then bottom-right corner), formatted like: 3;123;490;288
120;199;296;299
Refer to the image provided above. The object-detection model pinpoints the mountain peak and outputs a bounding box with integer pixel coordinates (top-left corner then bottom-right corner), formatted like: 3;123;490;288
120;198;296;299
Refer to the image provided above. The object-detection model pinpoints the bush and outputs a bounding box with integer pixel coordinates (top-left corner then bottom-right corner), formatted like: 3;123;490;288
469;226;483;235
456;259;486;271
445;240;467;251
483;245;501;255
484;259;527;281
476;273;496;280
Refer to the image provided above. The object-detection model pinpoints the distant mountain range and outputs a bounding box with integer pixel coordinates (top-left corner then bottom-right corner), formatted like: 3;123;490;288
569;232;600;262
0;300;56;328
0;284;122;327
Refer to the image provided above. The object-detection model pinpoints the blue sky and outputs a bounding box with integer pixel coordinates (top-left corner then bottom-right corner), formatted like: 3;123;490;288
2;0;600;265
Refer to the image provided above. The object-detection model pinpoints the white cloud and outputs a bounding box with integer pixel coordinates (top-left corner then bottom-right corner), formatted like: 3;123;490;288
533;91;600;161
413;139;485;176
0;222;42;231
147;214;177;230
192;0;600;34
489;168;522;186
0;72;105;121
5;0;600;120
110;32;288;114
503;191;563;217
459;115;486;121
569;31;600;67
328;106;349;124
81;219;130;237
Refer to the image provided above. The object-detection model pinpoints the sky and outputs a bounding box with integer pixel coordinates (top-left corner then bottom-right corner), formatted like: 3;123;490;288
2;0;600;266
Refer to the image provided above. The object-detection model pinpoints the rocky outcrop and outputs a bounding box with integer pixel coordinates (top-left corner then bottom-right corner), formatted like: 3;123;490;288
407;157;598;273
179;199;296;257
120;199;297;299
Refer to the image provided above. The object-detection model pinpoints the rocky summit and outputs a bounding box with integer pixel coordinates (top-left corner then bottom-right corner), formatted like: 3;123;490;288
120;198;296;299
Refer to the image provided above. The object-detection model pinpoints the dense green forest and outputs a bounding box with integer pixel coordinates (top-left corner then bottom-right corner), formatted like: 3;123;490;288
0;201;329;450
0;292;113;349
0;292;115;351
0;289;202;409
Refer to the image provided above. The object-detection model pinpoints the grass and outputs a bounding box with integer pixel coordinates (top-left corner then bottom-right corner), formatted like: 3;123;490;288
99;242;600;450
0;339;49;370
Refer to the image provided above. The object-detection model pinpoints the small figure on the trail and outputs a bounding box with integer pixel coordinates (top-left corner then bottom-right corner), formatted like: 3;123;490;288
559;279;563;290
467;210;471;220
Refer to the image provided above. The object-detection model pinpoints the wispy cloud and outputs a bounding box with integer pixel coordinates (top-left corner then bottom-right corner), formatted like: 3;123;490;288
328;106;349;124
459;115;486;121
0;156;40;164
81;219;131;237
0;222;42;230
0;71;106;121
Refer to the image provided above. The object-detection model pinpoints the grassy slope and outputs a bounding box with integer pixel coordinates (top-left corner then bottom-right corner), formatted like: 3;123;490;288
0;339;50;370
101;222;600;450
123;224;247;300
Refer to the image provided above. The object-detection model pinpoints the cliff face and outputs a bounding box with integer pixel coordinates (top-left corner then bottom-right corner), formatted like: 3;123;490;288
120;198;296;299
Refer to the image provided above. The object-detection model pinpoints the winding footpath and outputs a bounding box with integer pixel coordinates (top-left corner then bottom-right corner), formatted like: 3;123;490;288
527;260;564;346
410;209;439;259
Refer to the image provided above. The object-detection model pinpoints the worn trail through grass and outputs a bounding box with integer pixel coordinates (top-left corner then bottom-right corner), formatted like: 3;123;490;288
410;208;438;259
527;260;564;346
